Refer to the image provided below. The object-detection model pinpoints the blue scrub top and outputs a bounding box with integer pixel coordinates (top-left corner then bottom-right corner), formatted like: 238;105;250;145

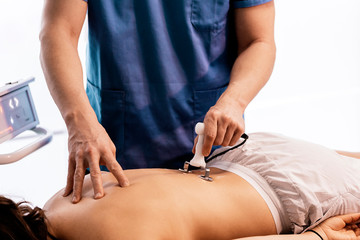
84;0;272;169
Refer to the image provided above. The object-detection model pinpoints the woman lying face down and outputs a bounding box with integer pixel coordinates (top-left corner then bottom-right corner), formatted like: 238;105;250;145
1;132;360;240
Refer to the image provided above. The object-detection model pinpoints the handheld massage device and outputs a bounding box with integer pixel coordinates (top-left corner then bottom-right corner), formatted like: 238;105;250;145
179;122;249;182
179;122;213;182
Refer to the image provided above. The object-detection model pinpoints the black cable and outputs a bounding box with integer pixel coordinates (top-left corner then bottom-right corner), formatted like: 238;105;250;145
205;133;249;163
306;230;324;240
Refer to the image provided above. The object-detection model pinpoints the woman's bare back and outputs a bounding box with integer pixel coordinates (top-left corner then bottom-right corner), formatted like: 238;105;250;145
44;168;276;240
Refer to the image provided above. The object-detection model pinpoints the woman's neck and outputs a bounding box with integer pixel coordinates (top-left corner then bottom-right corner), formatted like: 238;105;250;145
45;216;59;240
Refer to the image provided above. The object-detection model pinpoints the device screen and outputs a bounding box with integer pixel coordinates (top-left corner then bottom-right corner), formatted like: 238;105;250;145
0;88;36;139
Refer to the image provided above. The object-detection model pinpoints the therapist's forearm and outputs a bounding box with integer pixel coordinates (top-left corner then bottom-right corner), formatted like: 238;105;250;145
40;31;98;127
220;39;276;112
200;40;275;154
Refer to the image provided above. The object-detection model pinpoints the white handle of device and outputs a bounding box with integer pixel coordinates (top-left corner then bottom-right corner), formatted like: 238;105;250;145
0;127;53;165
189;122;206;168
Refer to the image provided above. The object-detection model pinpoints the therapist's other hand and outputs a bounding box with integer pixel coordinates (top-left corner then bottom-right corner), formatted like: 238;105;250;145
193;95;245;156
312;213;360;240
63;120;129;204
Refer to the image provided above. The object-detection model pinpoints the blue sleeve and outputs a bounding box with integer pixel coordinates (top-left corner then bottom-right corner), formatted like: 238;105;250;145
232;0;273;8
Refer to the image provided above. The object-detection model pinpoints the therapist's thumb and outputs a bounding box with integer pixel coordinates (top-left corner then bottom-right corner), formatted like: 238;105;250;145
202;120;217;156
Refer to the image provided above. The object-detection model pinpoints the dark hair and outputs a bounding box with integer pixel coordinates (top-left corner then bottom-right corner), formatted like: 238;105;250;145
0;195;48;240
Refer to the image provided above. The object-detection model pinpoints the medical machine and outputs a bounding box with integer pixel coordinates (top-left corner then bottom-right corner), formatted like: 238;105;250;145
0;77;52;164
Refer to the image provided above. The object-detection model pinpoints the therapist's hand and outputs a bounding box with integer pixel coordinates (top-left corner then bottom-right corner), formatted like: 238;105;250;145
63;119;129;203
193;95;245;156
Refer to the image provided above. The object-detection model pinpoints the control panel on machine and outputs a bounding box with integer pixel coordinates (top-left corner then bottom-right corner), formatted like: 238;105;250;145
0;77;52;164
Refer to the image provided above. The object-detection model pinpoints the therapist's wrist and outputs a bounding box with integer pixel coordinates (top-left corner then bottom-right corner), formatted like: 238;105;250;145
220;84;248;111
63;109;99;130
216;91;246;115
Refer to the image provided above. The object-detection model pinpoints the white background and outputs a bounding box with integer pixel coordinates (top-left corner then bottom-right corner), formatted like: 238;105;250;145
0;0;359;207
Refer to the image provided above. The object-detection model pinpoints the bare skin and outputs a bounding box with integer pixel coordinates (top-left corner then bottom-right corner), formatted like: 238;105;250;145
44;168;277;240
43;151;360;240
40;0;276;203
335;151;360;159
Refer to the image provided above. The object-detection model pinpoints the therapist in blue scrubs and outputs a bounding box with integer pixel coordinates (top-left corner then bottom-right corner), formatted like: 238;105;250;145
40;0;276;203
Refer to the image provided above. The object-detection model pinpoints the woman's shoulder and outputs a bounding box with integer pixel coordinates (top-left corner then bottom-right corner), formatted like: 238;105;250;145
43;172;118;239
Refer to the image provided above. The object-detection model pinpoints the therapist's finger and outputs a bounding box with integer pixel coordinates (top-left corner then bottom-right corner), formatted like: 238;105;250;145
63;153;76;197
72;155;86;203
203;117;217;156
214;120;227;146
339;213;360;226
104;153;129;187
221;123;236;146
229;129;243;146
87;151;104;199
